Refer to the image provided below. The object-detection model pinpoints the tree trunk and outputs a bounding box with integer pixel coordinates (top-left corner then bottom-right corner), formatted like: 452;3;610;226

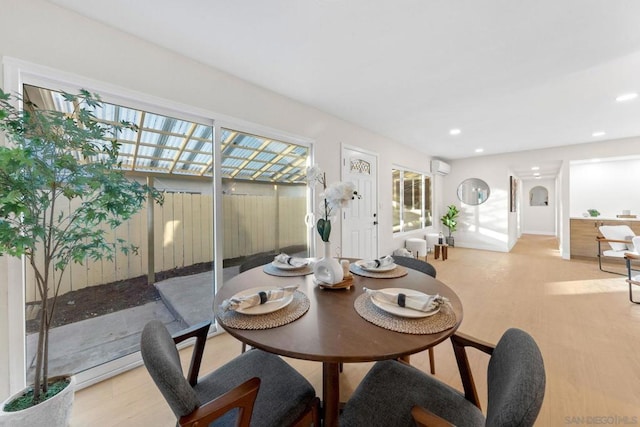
32;299;47;403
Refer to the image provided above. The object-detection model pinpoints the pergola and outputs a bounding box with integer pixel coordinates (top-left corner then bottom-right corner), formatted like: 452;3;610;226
24;84;309;184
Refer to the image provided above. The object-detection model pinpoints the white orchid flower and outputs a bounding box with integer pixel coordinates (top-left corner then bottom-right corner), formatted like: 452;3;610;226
308;165;361;242
305;165;324;186
323;182;358;212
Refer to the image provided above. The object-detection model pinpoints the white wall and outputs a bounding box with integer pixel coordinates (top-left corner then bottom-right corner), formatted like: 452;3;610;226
522;178;556;235
445;137;640;255
0;0;435;398
558;161;570;257
570;157;640;218
442;157;512;252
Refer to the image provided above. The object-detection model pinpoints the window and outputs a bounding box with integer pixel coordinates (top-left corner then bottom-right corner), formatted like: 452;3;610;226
392;168;432;233
18;88;314;384
219;128;310;261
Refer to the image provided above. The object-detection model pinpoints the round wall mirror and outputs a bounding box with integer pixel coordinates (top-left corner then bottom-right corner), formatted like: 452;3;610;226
457;178;490;205
529;186;549;206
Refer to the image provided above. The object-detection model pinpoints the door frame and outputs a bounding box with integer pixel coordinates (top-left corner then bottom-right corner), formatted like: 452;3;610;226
340;143;379;258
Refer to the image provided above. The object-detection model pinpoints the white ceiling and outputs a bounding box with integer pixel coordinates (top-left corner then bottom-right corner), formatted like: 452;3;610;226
48;0;640;180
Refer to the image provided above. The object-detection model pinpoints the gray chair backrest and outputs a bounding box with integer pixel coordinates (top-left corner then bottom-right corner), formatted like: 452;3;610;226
392;255;437;278
486;328;546;427
141;320;200;418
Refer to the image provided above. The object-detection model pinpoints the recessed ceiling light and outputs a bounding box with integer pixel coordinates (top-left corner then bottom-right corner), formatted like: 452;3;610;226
533;172;540;176
616;92;638;102
474;148;484;153
531;166;540;171
449;129;461;136
535;176;541;179
592;131;606;137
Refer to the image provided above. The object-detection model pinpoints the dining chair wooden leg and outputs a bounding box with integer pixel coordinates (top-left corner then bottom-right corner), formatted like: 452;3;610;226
399;350;435;374
428;347;435;374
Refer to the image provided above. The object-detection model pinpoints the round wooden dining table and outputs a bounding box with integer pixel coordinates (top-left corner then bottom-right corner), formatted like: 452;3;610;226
214;261;463;427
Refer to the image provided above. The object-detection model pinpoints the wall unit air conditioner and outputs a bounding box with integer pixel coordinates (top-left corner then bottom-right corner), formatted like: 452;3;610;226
430;160;450;176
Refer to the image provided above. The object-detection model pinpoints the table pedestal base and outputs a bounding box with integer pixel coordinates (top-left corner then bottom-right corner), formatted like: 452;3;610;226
322;362;340;427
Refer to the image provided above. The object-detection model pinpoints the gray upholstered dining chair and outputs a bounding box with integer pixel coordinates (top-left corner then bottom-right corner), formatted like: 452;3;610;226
340;328;546;427
392;255;438;374
392;255;437;278
141;320;320;427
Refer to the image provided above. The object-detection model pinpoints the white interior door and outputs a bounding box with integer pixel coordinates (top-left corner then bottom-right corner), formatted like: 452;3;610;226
341;146;378;259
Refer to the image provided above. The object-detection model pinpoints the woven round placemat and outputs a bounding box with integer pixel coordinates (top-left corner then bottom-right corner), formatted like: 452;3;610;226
263;263;314;277
216;291;310;330
349;264;408;279
354;293;456;334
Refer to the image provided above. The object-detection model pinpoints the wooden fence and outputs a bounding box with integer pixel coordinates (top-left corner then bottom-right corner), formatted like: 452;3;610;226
25;192;307;303
222;194;307;259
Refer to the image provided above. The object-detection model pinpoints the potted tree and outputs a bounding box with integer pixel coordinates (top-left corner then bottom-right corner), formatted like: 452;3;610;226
440;204;460;247
0;88;161;425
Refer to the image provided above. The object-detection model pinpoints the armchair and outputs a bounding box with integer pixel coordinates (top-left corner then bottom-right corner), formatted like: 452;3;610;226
625;237;640;304
141;320;319;427
597;225;638;275
340;328;546;427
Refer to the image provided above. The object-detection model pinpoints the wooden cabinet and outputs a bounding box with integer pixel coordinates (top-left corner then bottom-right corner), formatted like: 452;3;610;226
570;218;640;259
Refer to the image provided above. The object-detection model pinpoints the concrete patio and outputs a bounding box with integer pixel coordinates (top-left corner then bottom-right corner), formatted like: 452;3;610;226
26;265;240;382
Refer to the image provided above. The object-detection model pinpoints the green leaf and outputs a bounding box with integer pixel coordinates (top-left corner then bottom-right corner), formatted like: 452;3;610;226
317;218;331;242
440;205;459;233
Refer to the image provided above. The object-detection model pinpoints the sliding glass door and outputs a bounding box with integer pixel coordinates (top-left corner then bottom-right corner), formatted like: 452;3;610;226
21;84;215;382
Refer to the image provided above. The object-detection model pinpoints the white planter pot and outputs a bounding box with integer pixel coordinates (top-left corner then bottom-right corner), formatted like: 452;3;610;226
0;375;75;427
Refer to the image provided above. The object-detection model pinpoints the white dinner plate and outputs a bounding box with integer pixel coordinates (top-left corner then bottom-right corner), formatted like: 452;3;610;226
370;288;440;318
355;260;397;272
233;286;294;315
271;260;309;270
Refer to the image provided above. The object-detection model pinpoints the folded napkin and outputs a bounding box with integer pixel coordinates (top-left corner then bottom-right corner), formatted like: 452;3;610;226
364;287;447;312
361;255;395;269
274;253;308;267
220;285;298;312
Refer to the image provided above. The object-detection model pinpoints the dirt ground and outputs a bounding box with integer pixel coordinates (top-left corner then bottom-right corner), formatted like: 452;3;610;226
25;262;213;334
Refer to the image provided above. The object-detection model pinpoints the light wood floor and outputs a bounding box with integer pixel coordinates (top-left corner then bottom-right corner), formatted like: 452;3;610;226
69;235;640;426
